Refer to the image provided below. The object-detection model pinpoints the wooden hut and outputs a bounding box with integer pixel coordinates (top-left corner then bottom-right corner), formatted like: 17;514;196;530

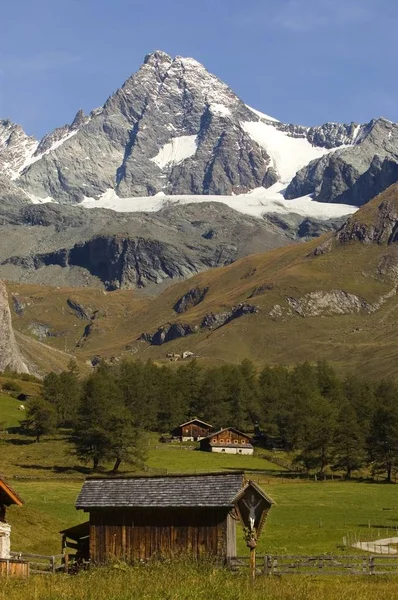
172;418;213;441
75;472;244;564
200;428;254;455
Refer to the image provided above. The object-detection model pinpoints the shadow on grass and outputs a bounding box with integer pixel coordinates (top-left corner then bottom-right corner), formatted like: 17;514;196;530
223;466;287;476
4;437;35;446
16;463;92;475
358;520;398;528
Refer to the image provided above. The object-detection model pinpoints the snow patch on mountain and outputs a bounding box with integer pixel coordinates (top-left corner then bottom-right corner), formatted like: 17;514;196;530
241;121;330;183
80;184;358;221
209;104;231;117
246;105;279;123
150;135;198;169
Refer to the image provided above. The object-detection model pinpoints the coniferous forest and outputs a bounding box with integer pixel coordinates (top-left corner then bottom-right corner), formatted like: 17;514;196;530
27;359;398;481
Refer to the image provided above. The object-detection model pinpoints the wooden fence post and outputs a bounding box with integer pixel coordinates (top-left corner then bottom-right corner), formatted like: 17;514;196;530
369;556;375;575
50;556;55;574
263;555;270;576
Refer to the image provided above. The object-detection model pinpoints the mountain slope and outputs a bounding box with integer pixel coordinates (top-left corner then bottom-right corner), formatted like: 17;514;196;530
0;201;303;291
7;183;398;378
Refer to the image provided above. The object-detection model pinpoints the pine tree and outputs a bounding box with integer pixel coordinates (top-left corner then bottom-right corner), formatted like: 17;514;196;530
367;381;398;482
73;365;123;470
21;398;56;442
198;368;230;428
295;394;336;473
332;403;365;478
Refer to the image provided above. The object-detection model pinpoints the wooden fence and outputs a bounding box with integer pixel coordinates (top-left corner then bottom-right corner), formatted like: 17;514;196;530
10;552;66;574
229;554;398;576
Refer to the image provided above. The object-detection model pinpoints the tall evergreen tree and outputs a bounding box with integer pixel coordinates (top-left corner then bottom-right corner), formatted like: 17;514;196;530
367;381;398;482
295;394;336;473
21;398;56;442
332;403;365;478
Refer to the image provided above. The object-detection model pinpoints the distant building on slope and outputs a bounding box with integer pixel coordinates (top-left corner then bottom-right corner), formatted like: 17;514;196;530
172;418;213;441
199;428;254;455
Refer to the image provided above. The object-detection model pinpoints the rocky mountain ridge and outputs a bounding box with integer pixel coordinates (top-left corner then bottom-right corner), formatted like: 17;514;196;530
1;50;396;210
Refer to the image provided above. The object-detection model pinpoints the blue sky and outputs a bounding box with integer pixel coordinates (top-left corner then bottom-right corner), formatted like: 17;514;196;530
1;0;397;138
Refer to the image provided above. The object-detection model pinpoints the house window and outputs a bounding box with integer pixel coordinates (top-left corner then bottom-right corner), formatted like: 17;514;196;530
227;439;231;444
241;440;246;444
234;440;238;444
219;439;224;443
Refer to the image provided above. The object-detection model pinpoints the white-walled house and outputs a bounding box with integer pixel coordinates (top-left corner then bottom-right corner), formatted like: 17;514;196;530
199;428;254;455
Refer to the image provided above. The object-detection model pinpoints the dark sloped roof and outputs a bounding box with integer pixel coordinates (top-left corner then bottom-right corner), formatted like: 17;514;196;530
76;472;244;509
179;418;213;428
205;428;251;440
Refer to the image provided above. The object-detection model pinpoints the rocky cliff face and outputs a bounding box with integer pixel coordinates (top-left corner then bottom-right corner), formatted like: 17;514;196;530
0;201;300;290
0;281;28;373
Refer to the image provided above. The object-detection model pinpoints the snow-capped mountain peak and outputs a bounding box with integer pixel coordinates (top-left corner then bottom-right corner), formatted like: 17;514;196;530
1;51;398;215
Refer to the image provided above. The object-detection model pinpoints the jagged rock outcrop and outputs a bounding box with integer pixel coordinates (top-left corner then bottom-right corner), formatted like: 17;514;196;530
0;281;28;372
140;323;198;345
140;302;259;346
66;299;93;320
201;303;259;329
286;291;373;317
285;287;397;318
173;287;208;313
11;295;25;316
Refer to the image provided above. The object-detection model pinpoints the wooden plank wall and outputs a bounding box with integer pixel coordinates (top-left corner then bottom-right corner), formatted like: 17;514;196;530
0;559;29;578
89;508;230;564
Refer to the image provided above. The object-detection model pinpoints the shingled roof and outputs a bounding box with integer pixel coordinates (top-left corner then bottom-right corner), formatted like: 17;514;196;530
76;472;244;510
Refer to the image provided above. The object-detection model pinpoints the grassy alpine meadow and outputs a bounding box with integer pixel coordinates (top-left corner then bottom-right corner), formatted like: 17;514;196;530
0;394;23;429
6;478;398;556
2;561;398;600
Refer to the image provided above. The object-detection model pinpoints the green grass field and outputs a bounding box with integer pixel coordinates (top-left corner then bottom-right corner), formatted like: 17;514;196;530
0;393;24;429
6;477;398;557
2;560;398;600
2;430;398;556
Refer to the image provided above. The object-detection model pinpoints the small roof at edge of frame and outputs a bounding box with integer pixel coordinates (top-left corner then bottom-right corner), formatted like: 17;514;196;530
0;476;24;507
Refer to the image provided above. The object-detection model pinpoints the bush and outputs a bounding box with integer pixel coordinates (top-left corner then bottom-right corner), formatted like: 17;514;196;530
2;380;22;393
